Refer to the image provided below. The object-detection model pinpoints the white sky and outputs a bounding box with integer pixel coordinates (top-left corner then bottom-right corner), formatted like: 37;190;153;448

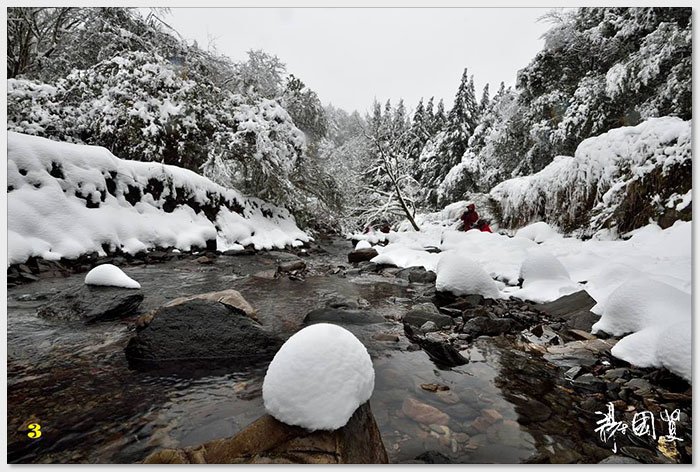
167;8;555;114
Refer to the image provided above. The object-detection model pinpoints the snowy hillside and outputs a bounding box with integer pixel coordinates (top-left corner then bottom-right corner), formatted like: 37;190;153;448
490;117;691;235
8;132;310;265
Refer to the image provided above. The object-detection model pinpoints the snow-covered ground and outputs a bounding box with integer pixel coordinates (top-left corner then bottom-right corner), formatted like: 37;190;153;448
7;132;310;265
352;219;691;381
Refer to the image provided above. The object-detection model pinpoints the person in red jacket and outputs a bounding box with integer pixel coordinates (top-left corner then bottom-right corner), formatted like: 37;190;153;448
476;219;492;233
460;203;479;231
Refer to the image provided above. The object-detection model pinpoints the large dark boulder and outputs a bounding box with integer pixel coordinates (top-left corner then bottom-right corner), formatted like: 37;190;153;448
348;248;378;263
125;299;282;371
143;402;388;464
304;308;385;325
530;291;599;331
37;285;143;324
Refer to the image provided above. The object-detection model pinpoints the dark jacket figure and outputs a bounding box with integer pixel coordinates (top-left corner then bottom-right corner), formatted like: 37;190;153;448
460;204;479;231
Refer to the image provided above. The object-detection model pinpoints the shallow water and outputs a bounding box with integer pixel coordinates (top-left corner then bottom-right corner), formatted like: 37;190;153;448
7;239;603;463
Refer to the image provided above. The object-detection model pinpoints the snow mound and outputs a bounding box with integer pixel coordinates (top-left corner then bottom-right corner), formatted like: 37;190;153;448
84;264;140;289
591;278;690;335
591;278;691;381
355;240;372;250
371;244;439;272
7;132;310;264
514;222;561;243
262;323;375;431
510;249;580;303
435;251;501;299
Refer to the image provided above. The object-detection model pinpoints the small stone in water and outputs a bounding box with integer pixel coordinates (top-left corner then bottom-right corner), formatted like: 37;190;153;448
420;383;450;392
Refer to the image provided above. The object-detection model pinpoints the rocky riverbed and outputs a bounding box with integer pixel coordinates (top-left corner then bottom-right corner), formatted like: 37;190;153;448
6;237;692;464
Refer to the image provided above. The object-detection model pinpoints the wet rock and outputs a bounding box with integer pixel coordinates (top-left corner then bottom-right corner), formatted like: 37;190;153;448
531;291;599;331
194;255;215;264
304;308;385;325
481;409;503;424
626;378;653;396
396;267;437;284
402;398;449;425
160;289;258;322
544;339;617;368
599;455;641;464
445;295;485;311
348;248;379;263
564;366;582;380
277;260;306;273
420;383;450;393
403;308;453;330
143;402;388;464
571;373;607;393
438;307;463;318
520;324;561;346
372;333;400;342
603;368;631;381
420;321;439;333
404;325;468;367
415;450;452;464
125;299;282;371
462;317;512;337
37;285;144;324
566;329;597;341
506;394;552;424
252;269;277;279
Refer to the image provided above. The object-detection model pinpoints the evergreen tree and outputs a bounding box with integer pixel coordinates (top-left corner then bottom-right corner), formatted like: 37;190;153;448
479;84;490;115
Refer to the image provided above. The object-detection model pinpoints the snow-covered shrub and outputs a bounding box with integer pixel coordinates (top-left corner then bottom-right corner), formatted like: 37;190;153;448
262;323;375;431
8;132;310;264
7;52;306;210
491;117;691;234
511;249;580;303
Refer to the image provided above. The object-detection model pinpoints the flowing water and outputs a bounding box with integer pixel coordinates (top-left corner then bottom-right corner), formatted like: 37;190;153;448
7;238;604;464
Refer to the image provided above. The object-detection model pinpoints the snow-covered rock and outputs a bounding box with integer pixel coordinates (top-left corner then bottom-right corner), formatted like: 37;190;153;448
262;323;375;431
355;240;372;250
7;132;310;265
514;222;562;243
510;249;580;303
435;251;501;299
591;278;691;381
84;264;141;289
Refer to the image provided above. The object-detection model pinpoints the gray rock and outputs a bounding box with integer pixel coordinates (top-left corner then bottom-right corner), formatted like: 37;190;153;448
520;324;561;346
599;455;641;464
604;368;631;381
396;267;437;284
564;366;582;380
348;248;379;263
626;378;653;395
403;308;454;329
420;321;439;333
304;307;385;325
277;260;306;273
572;373;607;393
531;290;599;331
462;317;512;337
37;285;143;324
125;299;282;370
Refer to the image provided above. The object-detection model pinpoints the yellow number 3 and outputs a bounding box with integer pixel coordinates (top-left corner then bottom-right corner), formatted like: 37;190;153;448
27;423;42;439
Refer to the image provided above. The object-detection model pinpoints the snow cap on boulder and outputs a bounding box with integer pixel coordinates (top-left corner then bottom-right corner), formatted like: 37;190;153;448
435;251;500;299
84;263;141;289
262;323;375;431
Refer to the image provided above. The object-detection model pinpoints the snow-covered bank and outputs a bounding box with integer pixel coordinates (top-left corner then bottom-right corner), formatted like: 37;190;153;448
8;132;310;265
351;219;691;380
490;117;691;235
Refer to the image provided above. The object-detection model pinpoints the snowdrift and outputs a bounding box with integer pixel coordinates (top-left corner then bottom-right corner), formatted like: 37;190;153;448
7;132;310;265
491;117;691;235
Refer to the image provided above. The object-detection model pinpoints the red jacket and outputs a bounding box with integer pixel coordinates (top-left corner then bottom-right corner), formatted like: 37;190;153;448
479;223;492;233
461;210;479;230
